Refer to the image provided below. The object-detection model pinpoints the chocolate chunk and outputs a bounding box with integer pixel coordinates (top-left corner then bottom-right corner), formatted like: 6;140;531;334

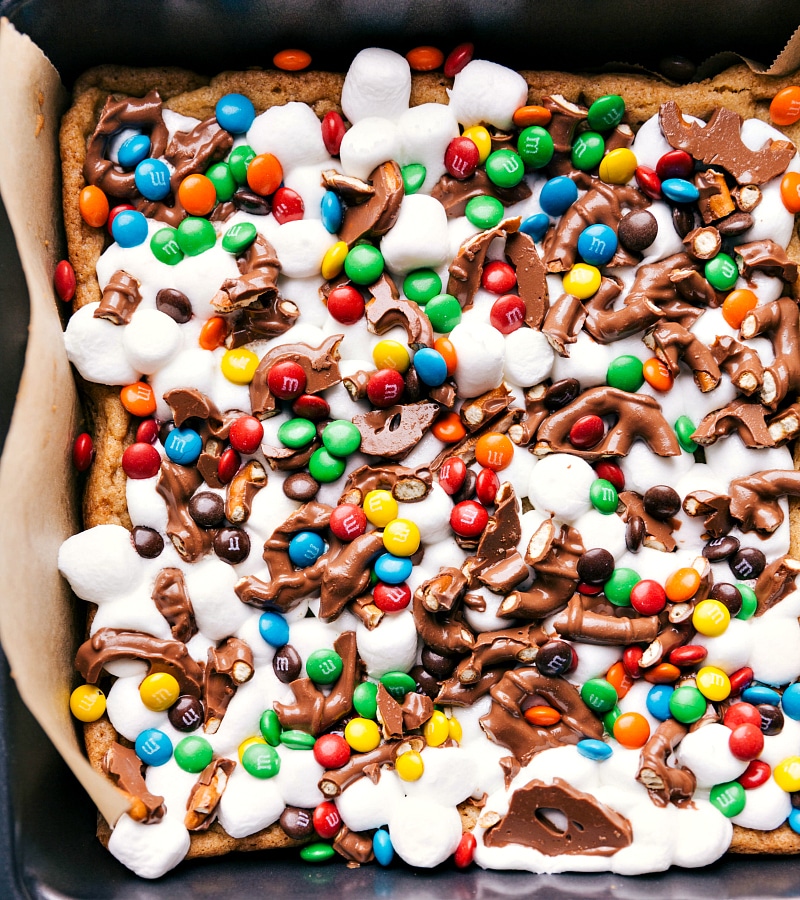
757;703;784;736
280;806;315;839
189;491;226;527
168;695;204;732
152;567;197;643
352;402;439;460
421;646;459;680
643;485;681;520
410;664;441;700
710;582;743;617
156;287;193;323
618;209;657;253
577;548;614;585
131;526;164;559
283;471;320;501
95;270;142;325
535;640;573;677
717;212;755;236
625;515;645;552
729;547;766;581
658;55;696;83
544;378;581;411
703;535;740;562
213;526;250;564
273;644;302;683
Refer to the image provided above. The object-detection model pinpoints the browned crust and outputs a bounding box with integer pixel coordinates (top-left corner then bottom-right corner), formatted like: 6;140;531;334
63;61;800;863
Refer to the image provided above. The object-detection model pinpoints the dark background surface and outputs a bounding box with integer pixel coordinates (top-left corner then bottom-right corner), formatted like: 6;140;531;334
2;0;800;896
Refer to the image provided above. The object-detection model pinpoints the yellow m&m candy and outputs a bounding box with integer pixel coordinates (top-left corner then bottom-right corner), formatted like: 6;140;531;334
221;347;259;385
373;339;411;373
344;717;381;753
424;710;450;747
562;263;601;299
321;240;348;280
363;490;398;527
396;750;425;781
382;518;421;557
598;147;637;184
462;125;492;163
692;599;730;637
696;666;731;702
774;757;800;792
69;684;106;722
139;672;180;711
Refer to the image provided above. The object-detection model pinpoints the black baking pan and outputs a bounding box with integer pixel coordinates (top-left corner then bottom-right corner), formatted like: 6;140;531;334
3;1;800;895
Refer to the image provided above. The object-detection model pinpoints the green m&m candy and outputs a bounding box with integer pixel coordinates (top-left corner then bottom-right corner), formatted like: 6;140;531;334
571;132;605;171
242;742;281;778
736;583;758;620
322;420;362;457
228;144;256;184
280;730;317;750
710;781;746;817
587;94;625;131
604;567;640;606
308;447;346;483
174;735;213;773
517;126;554;168
607;355;644;392
602;704;622;734
177;216;216;256
306;648;343;684
206;161;236;201
465;195;504;229
580;678;618;714
590;478;618;514
259;709;282;746
380;671;417;702
401;163;426;194
151;227;184;265
344;244;385;285
674;415;698;452
403;268;442;304
353;681;378;719
485;149;525;188
669;685;707;723
278;417;316;449
222;220;257;254
425;293;462;334
705;253;739;291
300;842;335;863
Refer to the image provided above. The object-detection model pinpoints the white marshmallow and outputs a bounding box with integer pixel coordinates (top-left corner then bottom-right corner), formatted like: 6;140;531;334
215;763;285;838
527;454;596;522
122;309;183;374
183;558;250;641
447;59;529;130
397;103;460;192
247;102;330;169
732;778;791;831
337;769;405;831
380;194;450;274
108;814;190;880
58;524;144;603
339;117;400;181
64;303;141;385
356;610;419;678
397;483;453;544
676;723;748;788
388;797;463;868
503;327;554;387
449;320;505;397
341;48;411;123
269;219;336;278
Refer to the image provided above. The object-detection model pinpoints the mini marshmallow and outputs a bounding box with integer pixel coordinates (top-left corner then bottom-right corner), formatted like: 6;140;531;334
566;642;621;685
273;746;325;808
748;614;800;685
618;438;695;495
397;102;460;192
108;814;190;880
527;453;596;522
269;219;337;278
91;591;173;643
463;587;512;634
106;675;168;742
64;303;141;385
636;200;685;264
380;194;450;275
704;433;793;481
284;164;330;221
397;483;453;543
447;59;529;130
449;320;505;398
356;610;419;678
182;557;250;641
740;119;798;247
122;309;183;374
550;330;613;388
215;763;285;839
58;524;144;603
341;48;411;123
337;769;406;831
573;508;628;560
403;747;479;806
126;474;168;533
676;723;749;788
694;618;753;674
149;347;217;422
339;116;401;181
671;801;733;869
503;327;554;387
247;102;331;169
733;778;792;831
388;797;463;868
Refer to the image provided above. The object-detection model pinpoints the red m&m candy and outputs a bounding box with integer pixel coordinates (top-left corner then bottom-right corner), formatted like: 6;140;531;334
313;733;350;769
229;416;264;454
367;369;404;408
475;468;500;506
444;43;474;78
321;111;347;156
327;285;365;325
629;579;667;615
122;442;161;479
728;722;764;761
439;457;467;495
444;137;479;179
656;149;693;181
272;187;305;225
373;582;412;612
454;831;476;868
723;702;762;730
481;260;517;294
489;294;526;334
268;360;307;400
292;394;330;421
329;504;367;541
72;433;94;471
593;461;624;492
313;801;341;839
136;418;159;445
54;259;77;302
569;414;604;450
217;447;241;484
738;759;771;789
450;500;489;538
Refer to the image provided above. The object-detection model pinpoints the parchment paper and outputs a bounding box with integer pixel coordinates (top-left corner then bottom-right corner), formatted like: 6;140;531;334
0;11;799;839
0;18;129;826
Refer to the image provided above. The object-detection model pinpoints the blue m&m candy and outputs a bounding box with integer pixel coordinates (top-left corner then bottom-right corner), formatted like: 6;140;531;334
373;828;395;866
646;684;674;721
742;684;782;707
215;93;256;134
259;612;290;647
111;209;148;248
164;427;203;465
660;178;700;203
576;739;612;761
135;728;173;766
782;682;800;720
135;158;171;201
539;176;579;217
321;190;343;233
520;213;550;242
373;553;413;585
117;132;151;168
288;531;326;567
577;223;617;266
413;348;447;387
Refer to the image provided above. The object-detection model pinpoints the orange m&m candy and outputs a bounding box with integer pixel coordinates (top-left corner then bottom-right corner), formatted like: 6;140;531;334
433;337;457;375
721;288;758;329
524;706;562;726
405;46;444;71
475;432;514;471
273;49;312;71
665;567;701;602
781;172;800;214
642;357;673;392
120;381;156;417
79;185;109;228
512;105;552;128
432;412;466;443
605;661;633;700
199;316;228;350
247;153;283;196
644;662;682;684
178;173;217;216
613;711;650;749
770;86;800;126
